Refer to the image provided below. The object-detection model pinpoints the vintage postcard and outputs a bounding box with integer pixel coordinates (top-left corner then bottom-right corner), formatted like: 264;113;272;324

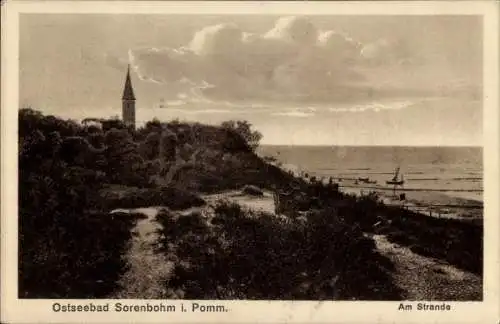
1;1;499;323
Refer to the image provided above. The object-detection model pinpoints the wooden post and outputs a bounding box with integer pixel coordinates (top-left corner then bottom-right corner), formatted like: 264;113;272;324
273;190;280;214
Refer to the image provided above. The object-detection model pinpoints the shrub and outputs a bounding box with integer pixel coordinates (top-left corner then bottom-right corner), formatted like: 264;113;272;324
212;199;245;222
221;120;262;151
241;184;264;197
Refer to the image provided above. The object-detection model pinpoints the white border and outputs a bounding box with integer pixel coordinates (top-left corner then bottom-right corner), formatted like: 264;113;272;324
2;1;499;323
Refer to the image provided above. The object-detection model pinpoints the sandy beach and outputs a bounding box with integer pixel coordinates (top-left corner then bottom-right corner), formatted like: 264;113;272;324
339;182;483;221
277;160;483;221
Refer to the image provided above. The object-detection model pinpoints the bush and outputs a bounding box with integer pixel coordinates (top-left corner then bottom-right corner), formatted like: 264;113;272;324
241;185;264;197
212;199;245;222
221;120;262;151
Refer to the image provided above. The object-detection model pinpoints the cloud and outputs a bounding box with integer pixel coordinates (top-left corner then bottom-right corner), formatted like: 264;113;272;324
272;111;315;118
360;38;422;67
271;107;316;118
189;23;244;56
128;47;199;83
263;16;318;46
328;99;422;113
162;108;235;115
317;30;363;63
122;16;439;107
164;100;186;107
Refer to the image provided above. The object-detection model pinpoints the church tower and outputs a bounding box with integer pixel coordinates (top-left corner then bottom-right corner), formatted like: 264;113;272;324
122;64;136;128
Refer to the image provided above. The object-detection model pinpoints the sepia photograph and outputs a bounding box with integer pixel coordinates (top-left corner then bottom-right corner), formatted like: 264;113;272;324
2;1;499;323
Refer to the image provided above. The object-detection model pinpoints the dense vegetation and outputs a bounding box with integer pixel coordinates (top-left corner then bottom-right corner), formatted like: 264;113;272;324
19;109;137;297
18;108;281;298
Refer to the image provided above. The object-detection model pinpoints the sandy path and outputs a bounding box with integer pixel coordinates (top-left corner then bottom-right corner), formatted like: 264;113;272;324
110;207;173;299
371;234;482;301
108;192;274;299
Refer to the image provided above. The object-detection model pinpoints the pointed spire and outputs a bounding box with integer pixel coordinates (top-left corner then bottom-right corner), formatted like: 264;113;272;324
122;64;136;100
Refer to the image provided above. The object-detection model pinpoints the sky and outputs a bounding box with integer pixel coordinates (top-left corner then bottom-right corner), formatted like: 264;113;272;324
19;14;483;146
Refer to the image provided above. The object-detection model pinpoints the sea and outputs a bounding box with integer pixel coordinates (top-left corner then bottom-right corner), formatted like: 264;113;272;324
257;145;483;202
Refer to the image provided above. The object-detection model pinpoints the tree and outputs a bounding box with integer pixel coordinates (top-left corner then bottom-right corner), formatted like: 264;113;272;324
221;120;262;151
101;118;129;133
161;129;178;161
141;132;161;160
144;118;162;132
103;128;141;184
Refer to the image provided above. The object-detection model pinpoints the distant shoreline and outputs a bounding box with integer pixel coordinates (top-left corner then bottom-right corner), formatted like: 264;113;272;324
339;184;483;193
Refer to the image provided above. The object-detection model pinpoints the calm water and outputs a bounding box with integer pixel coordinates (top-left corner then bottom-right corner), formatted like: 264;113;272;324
258;145;483;201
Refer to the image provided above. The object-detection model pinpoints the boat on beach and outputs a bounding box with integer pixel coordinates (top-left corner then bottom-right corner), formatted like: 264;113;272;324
386;167;405;186
358;177;377;184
